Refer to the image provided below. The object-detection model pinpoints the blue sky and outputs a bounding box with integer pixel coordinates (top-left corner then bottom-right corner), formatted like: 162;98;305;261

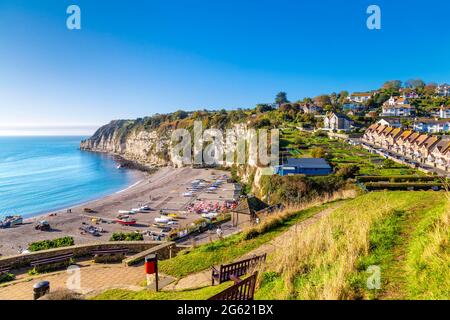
1;0;450;134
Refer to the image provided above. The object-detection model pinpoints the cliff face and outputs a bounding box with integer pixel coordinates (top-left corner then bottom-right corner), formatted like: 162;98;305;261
81;118;266;192
80;120;173;166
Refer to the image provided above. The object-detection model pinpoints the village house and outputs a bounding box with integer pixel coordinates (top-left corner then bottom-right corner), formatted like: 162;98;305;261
381;104;416;117
436;84;450;97
439;105;450;119
377;118;402;128
301;104;323;114
323;112;354;131
413;118;450;133
363;123;380;144
372;125;389;146
402;132;421;159
379;126;396;149
416;135;440;163
348;92;373;104
385;127;403;150
401;91;420;99
429;139;450;169
386;96;410;106
393;130;414;154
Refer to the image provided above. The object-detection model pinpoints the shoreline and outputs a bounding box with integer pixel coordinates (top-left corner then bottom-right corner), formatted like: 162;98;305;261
22;168;146;223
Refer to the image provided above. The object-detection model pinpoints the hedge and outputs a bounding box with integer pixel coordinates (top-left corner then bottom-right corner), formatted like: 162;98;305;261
28;236;75;252
357;175;445;183
0;272;15;284
365;182;443;191
109;232;143;241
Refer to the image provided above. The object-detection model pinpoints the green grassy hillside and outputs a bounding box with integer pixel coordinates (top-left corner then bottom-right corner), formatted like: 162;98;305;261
256;191;449;300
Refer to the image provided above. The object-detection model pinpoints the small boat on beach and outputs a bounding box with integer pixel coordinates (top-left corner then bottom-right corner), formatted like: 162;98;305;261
0;215;23;228
118;210;135;215
115;215;137;225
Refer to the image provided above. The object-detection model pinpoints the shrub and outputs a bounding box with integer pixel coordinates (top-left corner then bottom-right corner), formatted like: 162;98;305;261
28;237;74;252
109;232;143;241
336;165;360;180
311;147;326;158
0;272;15;284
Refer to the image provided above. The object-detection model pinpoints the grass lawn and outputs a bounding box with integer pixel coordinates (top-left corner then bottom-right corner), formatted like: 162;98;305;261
93;282;231;300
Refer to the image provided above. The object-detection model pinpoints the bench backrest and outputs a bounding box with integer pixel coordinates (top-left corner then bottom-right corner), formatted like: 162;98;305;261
208;272;258;300
92;248;129;255
219;253;266;283
0;266;11;273
31;253;74;265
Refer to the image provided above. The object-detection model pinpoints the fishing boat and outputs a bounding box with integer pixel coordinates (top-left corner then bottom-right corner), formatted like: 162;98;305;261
118;210;135;215
154;216;170;224
0;215;23;228
115;215;137;226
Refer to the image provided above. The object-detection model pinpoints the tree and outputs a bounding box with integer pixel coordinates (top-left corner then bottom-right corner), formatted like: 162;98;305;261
256;103;274;113
405;79;426;89
338;91;349;105
314;94;332;107
275;92;289;106
383;80;402;91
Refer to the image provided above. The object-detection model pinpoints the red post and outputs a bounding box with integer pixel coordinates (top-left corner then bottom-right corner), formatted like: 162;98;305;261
144;254;159;291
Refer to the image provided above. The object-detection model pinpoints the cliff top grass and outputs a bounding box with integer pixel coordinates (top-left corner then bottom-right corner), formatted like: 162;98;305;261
255;190;449;300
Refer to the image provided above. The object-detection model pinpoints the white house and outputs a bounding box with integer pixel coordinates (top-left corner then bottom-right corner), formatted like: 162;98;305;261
436;84;450;97
301;104;323;114
440;106;450;119
413;119;450;133
377;118;402;128
348;92;373;104
386;96;410;106
381;104;415;117
323;112;354;131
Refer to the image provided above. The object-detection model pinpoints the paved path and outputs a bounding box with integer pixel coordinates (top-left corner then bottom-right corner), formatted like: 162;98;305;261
0;262;174;300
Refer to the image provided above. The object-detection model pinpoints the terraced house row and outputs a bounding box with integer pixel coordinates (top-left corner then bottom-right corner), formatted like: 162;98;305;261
363;124;450;171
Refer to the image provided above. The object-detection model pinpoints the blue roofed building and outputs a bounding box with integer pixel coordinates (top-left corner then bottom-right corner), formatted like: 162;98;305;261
274;158;333;176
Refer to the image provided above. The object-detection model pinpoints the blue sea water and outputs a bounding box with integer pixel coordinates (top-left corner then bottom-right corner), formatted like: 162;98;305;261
0;136;134;219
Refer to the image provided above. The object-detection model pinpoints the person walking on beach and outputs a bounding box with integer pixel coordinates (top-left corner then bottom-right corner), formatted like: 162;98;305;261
216;226;223;240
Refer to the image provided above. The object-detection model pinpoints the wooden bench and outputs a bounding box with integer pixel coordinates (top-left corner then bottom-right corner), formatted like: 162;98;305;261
30;253;74;272
0;265;11;276
211;253;266;285
208;272;258;300
92;248;129;263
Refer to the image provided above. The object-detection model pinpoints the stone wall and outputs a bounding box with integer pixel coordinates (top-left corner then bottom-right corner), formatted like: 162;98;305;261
0;241;172;270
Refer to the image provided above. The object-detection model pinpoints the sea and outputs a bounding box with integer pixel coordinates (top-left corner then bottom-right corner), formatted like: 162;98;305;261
0;136;135;219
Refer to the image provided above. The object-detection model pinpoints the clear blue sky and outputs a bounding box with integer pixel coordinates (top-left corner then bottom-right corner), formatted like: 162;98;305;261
1;0;450;134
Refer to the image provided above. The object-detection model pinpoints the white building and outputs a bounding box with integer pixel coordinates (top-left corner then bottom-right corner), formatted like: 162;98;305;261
381;104;415;117
436;84;450;97
413;119;450;133
348;92;373;104
323;112;354;131
440;106;450;119
377;118;402;128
